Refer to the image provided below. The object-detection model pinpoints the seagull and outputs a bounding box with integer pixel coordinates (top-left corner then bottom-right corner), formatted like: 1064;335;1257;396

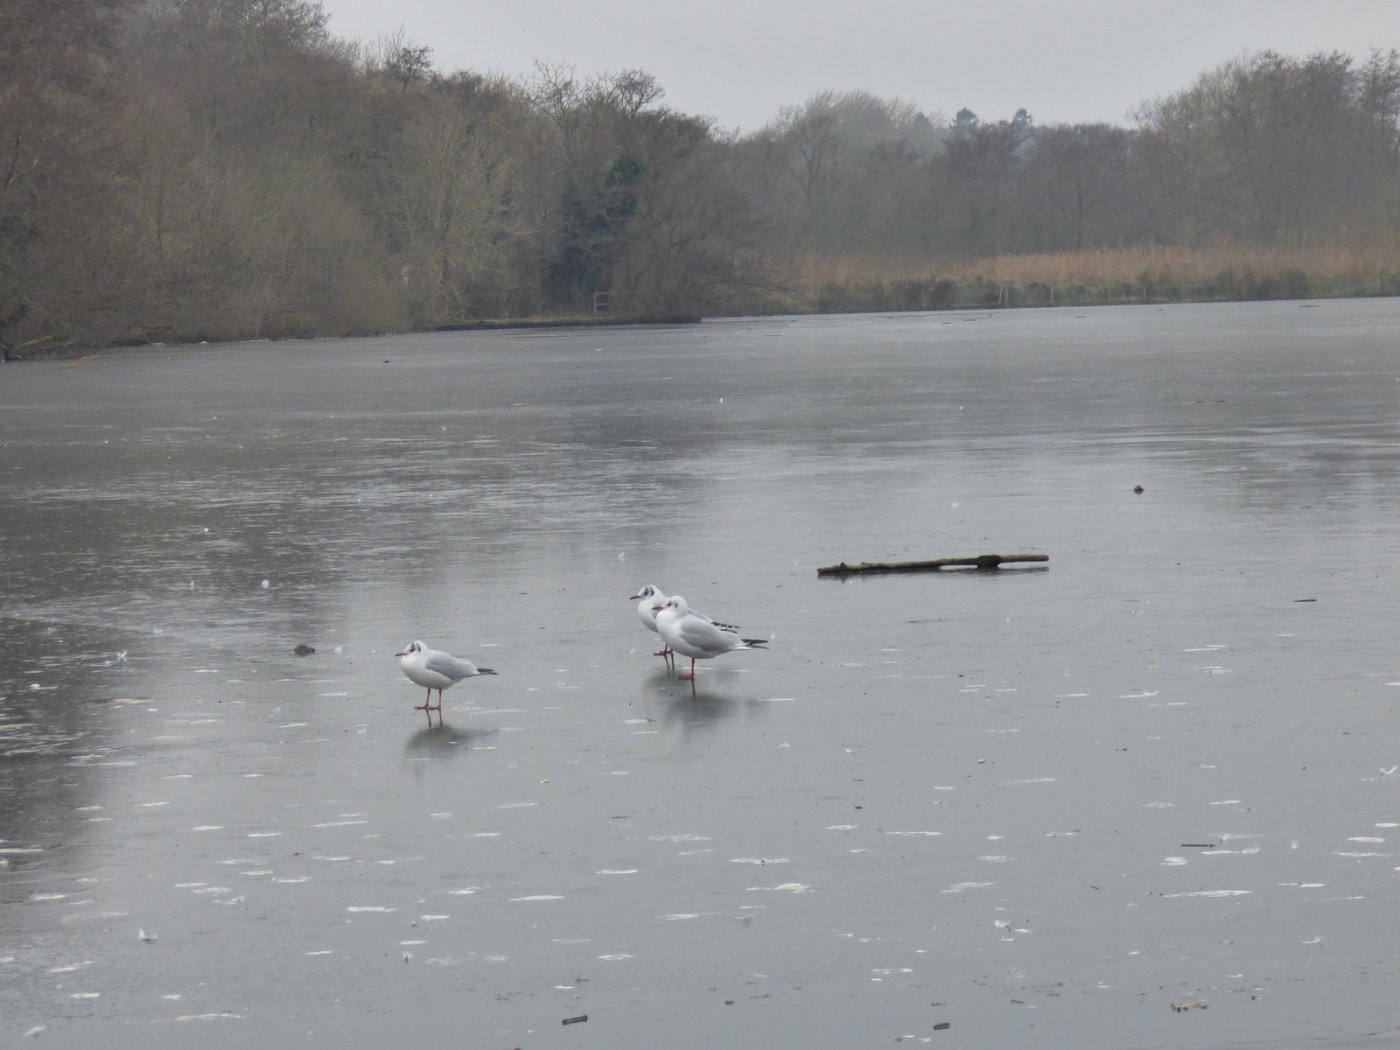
654;595;767;690
395;640;496;728
631;585;681;670
631;585;740;672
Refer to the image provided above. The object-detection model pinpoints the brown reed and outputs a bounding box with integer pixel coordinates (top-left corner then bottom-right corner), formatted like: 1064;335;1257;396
795;240;1400;289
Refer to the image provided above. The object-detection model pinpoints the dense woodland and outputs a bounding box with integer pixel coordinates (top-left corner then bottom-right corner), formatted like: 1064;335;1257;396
5;0;1400;355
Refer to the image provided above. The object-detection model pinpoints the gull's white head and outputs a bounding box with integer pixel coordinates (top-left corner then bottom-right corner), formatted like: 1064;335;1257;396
396;640;426;658
630;584;661;601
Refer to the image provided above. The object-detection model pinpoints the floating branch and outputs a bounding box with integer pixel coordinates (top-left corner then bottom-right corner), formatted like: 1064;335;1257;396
817;553;1049;577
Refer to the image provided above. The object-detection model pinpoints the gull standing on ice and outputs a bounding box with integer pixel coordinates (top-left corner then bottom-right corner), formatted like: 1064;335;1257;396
630;585;675;670
631;585;741;672
395;640;496;728
654;595;767;691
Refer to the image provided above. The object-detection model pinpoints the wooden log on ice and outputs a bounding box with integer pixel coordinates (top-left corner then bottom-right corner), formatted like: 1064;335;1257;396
817;553;1049;577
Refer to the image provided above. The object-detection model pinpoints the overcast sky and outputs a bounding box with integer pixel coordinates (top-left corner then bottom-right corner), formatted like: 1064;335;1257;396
317;0;1400;132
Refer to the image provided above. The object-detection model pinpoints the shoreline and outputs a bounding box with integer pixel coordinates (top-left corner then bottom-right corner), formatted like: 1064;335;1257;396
6;283;1397;361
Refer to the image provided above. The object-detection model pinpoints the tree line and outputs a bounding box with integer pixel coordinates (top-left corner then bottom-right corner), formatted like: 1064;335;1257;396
4;0;1400;355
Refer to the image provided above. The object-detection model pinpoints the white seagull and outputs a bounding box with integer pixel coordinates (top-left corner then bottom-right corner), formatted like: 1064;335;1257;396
395;640;496;728
631;585;739;671
630;584;672;668
654;595;767;689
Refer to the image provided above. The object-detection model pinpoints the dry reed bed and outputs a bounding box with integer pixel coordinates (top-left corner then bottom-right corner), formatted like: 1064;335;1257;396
799;242;1400;286
791;242;1400;309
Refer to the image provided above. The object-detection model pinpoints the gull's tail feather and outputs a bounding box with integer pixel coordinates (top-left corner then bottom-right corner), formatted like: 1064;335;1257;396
742;638;769;648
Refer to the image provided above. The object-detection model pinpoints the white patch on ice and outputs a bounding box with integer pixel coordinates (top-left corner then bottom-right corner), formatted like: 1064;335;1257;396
1162;889;1251;898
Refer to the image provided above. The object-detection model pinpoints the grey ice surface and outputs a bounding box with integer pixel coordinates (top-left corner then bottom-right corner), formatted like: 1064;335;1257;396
3;300;1400;1048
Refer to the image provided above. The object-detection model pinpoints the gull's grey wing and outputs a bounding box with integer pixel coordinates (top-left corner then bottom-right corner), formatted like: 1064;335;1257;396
676;617;736;653
425;651;475;680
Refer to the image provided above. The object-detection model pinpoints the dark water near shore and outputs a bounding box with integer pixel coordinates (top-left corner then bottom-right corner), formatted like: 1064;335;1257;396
3;300;1400;1047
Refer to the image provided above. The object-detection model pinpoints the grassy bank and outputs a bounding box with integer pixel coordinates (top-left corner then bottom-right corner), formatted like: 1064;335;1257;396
429;312;702;332
11;243;1399;361
781;242;1400;313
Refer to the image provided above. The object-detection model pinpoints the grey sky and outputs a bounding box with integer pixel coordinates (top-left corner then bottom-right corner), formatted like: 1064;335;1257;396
317;0;1400;131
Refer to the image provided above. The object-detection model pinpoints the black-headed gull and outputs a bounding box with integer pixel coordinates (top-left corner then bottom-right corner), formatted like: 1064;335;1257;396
630;585;674;669
395;640;496;728
631;585;740;672
654;595;767;688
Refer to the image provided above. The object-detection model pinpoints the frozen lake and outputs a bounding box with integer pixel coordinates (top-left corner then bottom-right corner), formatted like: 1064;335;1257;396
3;301;1400;1048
